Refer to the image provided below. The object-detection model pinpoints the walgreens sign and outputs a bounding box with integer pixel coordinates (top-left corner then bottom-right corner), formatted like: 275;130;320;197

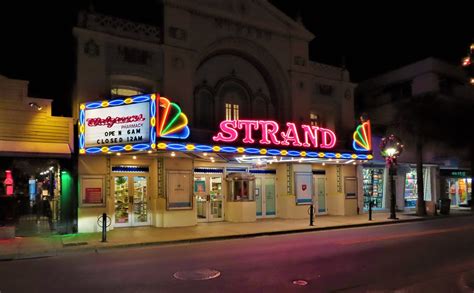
84;102;150;147
212;120;336;149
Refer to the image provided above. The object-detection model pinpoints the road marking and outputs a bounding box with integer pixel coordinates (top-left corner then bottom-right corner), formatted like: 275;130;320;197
338;226;474;245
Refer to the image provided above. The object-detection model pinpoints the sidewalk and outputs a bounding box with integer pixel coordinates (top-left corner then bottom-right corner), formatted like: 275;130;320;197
1;210;472;261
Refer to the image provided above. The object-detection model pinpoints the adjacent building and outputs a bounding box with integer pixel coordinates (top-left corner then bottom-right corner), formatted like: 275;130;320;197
0;75;75;236
357;57;473;212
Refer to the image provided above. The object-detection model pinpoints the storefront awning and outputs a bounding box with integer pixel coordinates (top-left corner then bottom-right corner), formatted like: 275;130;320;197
0;140;72;158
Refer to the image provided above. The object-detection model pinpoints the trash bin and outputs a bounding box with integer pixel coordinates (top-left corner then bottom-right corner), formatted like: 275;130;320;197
439;198;451;215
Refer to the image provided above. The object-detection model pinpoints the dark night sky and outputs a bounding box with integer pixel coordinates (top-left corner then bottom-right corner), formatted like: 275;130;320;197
1;1;473;116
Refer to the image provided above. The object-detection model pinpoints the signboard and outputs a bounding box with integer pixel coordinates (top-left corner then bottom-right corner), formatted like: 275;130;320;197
344;177;357;199
84;102;150;148
79;94;157;154
212;120;337;149
167;171;193;210
85;187;102;203
294;172;313;205
440;169;471;178
80;176;105;207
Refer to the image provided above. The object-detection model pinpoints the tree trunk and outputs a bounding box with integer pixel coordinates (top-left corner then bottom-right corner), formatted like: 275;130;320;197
416;137;426;216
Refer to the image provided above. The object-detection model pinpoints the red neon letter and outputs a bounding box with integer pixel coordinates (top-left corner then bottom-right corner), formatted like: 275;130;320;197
301;125;319;148
319;128;337;149
213;120;238;142
237;120;260;144
259;120;280;145
280;122;302;147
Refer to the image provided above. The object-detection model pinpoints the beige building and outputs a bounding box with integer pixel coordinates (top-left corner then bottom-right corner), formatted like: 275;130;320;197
0;75;74;236
73;0;370;233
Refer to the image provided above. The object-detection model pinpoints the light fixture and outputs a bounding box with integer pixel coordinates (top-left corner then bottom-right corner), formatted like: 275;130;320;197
147;150;152;154
29;102;42;111
171;152;176;157
117;153;121;156
107;151;112;154
203;152;208;156
133;155;137;160
322;162;326;166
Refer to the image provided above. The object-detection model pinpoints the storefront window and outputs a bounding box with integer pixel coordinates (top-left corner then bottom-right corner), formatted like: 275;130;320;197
404;167;432;208
363;168;384;210
0;158;62;236
445;178;472;207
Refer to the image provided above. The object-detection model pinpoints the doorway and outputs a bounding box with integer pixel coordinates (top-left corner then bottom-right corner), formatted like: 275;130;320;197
255;176;276;218
113;175;150;227
194;175;224;222
313;175;327;214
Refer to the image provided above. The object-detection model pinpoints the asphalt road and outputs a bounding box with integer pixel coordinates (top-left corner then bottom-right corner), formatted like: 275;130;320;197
1;216;474;292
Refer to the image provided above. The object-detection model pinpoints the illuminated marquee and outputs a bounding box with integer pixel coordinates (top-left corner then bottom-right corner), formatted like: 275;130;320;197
79;94;157;154
79;94;190;154
212;120;337;149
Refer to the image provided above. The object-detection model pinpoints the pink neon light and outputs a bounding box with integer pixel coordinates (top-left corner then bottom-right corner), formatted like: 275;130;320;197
212;120;238;142
237;120;260;143
212;119;337;150
301;125;319;148
280;122;302;146
319;128;337;149
258;120;280;145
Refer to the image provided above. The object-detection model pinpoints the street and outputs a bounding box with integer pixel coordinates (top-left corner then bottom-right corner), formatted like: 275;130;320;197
1;216;473;292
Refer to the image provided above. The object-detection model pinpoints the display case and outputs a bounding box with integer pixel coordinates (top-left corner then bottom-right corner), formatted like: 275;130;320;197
404;169;417;208
363;168;384;209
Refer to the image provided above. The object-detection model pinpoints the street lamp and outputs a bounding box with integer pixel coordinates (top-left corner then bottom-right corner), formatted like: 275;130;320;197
380;134;404;220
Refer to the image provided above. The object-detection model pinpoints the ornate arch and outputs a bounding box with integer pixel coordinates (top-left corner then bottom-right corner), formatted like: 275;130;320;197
194;37;290;121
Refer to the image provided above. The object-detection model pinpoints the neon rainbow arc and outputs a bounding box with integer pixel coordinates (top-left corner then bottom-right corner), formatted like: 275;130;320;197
157;96;190;139
352;120;372;152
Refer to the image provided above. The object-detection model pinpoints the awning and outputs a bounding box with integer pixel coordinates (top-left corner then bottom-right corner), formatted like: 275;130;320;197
0;140;72;158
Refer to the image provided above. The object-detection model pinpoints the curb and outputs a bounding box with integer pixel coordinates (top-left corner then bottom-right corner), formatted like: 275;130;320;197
4;212;473;260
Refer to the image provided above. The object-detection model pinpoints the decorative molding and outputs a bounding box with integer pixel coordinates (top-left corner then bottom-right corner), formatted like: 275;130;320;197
294;56;306;67
78;11;161;43
214;18;272;41
168;26;187;41
84;39;100;57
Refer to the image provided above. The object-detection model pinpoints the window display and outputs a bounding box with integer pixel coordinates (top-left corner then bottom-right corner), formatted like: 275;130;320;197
363;168;384;210
404;168;432;208
446;178;472;207
404;170;417;208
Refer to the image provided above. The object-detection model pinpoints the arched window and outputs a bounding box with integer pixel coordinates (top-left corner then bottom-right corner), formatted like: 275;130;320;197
217;81;250;121
110;86;143;97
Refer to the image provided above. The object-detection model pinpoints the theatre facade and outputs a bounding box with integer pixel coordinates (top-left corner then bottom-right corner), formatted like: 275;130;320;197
73;0;371;232
77;93;372;232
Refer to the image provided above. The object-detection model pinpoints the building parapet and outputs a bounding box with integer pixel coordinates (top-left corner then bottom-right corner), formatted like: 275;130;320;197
77;11;161;44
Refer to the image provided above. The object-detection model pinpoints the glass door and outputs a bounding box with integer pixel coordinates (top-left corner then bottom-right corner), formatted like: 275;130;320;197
113;175;149;227
209;176;223;222
193;175;224;222
255;176;276;218
114;176;130;227
132;176;149;226
313;175;327;214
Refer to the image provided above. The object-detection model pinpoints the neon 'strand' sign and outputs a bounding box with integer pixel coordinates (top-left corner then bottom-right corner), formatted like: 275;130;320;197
212;120;337;149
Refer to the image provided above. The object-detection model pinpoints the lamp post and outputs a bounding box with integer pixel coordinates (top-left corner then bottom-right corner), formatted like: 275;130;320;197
380;135;404;220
